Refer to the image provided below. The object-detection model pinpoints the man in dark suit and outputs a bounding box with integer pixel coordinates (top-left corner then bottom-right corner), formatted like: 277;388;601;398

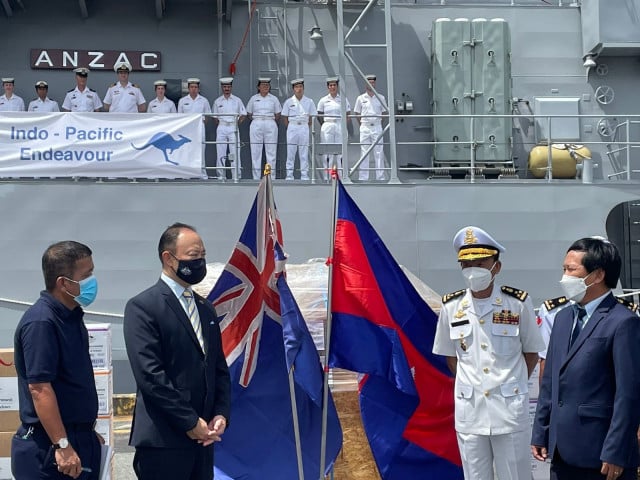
124;223;231;480
531;237;640;480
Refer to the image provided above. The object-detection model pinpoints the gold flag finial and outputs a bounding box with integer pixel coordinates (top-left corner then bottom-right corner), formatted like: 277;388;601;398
263;164;272;176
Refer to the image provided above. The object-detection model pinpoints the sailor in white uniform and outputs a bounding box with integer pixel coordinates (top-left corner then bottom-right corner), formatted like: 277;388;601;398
433;225;544;480
27;81;60;113
0;78;25;112
62;68;102;112
281;78;317;180
147;80;177;113
103;61;146;113
317;76;350;179
178;78;211;114
353;74;388;181
246;77;282;180
212;77;246;180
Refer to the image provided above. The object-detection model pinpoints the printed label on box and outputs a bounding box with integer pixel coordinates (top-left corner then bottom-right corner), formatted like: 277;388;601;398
0;378;18;411
86;324;112;371
95;416;113;447
94;372;113;416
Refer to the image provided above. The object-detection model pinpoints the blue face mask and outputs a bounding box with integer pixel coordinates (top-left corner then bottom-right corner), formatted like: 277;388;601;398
65;275;98;307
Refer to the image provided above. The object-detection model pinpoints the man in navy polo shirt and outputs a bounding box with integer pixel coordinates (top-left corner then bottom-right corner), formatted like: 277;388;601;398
12;241;101;479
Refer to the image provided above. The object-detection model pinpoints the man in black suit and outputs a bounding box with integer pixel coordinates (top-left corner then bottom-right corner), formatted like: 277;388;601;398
124;223;231;480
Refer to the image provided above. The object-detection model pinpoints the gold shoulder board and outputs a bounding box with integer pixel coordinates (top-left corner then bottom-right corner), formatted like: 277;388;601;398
501;286;529;302
442;289;465;304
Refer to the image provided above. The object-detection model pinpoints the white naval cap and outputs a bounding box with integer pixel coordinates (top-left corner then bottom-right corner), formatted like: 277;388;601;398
326;76;339;83
154;80;167;87
257;77;271;83
2;77;15;83
114;61;132;72
186;77;201;85
453;226;505;261
365;74;377;80
34;80;48;88
290;78;304;87
219;77;234;85
73;67;90;76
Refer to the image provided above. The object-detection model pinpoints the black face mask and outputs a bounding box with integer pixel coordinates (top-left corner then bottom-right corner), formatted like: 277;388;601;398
171;254;207;285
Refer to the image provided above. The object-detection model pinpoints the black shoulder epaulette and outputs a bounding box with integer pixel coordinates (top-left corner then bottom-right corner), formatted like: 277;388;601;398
501;285;529;301
89;88;96;92
616;297;639;314
132;83;139;88
442;289;465;304
544;296;568;311
67;88;74;92
110;83;116;87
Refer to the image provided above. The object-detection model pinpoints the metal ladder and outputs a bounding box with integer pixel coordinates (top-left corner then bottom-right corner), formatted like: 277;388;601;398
257;5;283;96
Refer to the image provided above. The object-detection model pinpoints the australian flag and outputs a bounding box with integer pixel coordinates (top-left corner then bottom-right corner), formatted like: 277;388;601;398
208;175;342;479
328;180;463;479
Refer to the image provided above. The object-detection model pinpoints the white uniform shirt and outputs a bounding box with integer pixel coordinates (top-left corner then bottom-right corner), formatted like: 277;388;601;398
103;82;146;113
27;97;60;113
354;92;387;125
246;93;282;119
433;284;545;435
147;97;177;113
62;87;102;112
0;94;25;112
537;298;571;359
317;94;350;121
178;94;211;114
282;95;317;126
212;94;246;125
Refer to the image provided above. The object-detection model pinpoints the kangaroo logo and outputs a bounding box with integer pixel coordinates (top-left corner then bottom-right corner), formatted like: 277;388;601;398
131;132;192;166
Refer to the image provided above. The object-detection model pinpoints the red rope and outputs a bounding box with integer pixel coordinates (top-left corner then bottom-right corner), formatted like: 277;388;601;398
230;0;259;75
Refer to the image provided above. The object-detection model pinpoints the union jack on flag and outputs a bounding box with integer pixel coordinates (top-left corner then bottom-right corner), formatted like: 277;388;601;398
207;174;283;387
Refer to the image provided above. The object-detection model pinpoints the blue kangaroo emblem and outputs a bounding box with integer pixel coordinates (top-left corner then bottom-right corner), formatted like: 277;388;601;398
131;132;192;165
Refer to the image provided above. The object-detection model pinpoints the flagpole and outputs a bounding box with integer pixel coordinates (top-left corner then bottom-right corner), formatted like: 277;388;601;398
319;166;340;480
288;366;305;480
265;163;305;480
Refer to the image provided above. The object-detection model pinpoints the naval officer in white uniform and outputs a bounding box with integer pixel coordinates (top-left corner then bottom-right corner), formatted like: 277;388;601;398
353;74;387;181
317;76;350;180
103;61;146;113
212;77;246;180
0;77;25;112
28;81;60;112
246;77;281;180
281;78;316;181
178;78;211;114
62;68;102;112
147;80;177;113
433;225;544;480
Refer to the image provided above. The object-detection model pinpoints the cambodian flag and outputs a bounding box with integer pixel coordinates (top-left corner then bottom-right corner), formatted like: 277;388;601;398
208;175;342;479
329;180;462;479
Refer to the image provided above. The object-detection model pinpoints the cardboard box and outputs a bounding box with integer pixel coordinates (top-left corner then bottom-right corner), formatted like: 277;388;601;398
94;371;113;416
85;323;112;372
0;350;16;378
95;415;113;447
0;412;19;433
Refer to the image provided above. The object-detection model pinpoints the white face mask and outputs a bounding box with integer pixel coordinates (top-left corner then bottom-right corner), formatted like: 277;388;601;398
559;272;593;303
462;263;496;292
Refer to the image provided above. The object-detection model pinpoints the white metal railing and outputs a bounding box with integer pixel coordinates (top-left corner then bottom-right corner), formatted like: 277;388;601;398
3;111;640;184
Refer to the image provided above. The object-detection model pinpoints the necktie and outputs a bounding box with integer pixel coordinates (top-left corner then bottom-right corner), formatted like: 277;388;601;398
569;306;587;348
183;290;204;351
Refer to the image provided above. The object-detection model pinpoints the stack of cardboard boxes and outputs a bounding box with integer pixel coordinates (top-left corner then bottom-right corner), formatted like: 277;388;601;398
0;349;19;480
87;323;113;479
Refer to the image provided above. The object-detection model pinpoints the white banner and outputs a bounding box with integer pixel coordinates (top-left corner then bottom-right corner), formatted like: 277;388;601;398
0;112;205;179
